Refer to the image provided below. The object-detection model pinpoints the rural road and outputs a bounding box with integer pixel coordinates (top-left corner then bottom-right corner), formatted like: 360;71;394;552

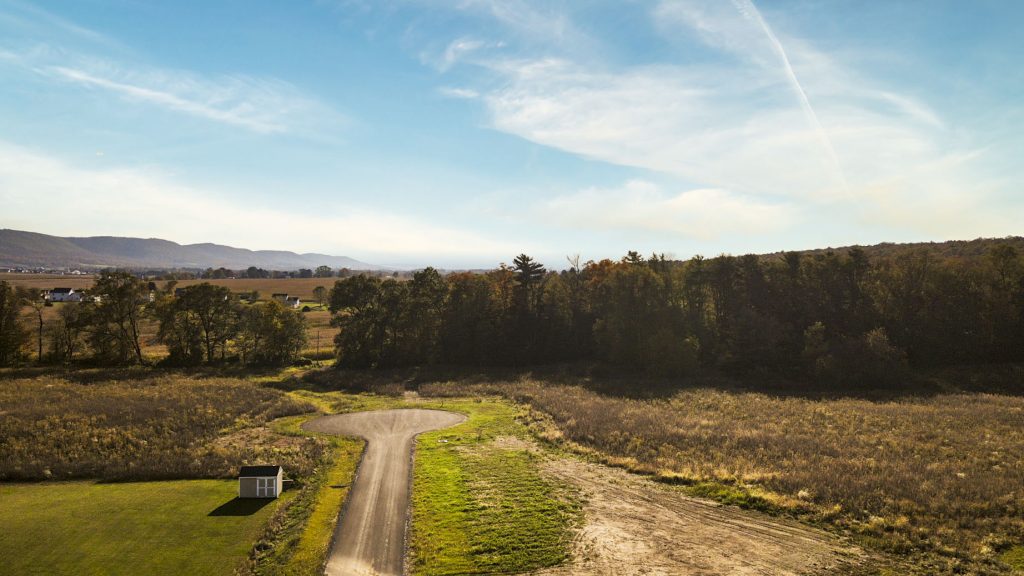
302;409;467;576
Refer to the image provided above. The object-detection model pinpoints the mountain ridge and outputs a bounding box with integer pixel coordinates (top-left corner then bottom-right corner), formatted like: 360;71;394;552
0;229;385;271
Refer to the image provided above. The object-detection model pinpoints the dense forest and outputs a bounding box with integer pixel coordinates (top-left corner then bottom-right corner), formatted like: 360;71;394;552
328;243;1024;385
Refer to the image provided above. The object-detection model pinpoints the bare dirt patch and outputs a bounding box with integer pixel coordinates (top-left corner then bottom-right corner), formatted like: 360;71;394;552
532;452;871;576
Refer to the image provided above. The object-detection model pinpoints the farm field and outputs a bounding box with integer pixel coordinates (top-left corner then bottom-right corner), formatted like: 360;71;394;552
0;479;288;576
0;272;96;292
0;273;344;302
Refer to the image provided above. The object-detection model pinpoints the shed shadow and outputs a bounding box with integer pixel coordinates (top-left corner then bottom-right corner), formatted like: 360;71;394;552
208;497;272;516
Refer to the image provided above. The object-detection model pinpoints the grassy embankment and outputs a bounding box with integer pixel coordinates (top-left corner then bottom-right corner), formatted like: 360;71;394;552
419;373;1024;576
247;391;371;575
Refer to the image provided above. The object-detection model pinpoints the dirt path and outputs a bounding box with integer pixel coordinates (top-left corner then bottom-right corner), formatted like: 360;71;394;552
303;409;466;576
529;449;868;576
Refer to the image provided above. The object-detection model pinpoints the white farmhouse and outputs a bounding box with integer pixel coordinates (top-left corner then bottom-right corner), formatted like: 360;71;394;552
48;288;82;302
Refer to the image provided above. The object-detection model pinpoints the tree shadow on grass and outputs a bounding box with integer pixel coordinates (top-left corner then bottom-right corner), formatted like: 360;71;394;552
208;497;273;516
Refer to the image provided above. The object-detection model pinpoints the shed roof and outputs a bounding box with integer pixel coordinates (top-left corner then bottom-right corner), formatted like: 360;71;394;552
239;465;282;477
51;288;74;293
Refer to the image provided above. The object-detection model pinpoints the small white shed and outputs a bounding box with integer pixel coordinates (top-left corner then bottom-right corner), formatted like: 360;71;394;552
238;465;283;499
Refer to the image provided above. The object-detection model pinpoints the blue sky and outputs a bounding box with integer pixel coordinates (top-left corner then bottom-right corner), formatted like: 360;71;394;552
0;0;1020;268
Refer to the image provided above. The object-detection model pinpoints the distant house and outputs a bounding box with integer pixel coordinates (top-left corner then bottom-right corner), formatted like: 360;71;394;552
48;288;81;302
285;296;301;309
238;465;283;499
271;293;288;303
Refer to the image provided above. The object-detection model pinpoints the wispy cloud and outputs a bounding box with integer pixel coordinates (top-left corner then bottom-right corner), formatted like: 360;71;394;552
0;0;123;50
0;33;338;135
479;57;842;197
438;86;480;99
44;65;315;134
441;38;485;70
422;0;1016;239
421;37;507;72
0;141;520;263
728;0;846;189
454;0;589;50
541;180;796;241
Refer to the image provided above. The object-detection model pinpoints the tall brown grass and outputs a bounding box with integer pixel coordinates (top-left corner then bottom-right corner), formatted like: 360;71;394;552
0;375;321;481
420;378;1024;574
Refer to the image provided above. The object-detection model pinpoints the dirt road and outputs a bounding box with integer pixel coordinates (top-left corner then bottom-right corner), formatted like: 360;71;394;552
303;409;466;576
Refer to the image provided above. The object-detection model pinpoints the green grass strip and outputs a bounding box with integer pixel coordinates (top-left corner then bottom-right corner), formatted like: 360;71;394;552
410;399;580;575
254;407;365;575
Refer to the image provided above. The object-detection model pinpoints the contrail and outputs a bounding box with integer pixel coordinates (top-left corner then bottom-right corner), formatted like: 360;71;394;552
732;0;848;191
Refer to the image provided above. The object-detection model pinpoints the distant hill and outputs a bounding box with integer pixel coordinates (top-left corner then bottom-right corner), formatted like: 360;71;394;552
0;229;385;271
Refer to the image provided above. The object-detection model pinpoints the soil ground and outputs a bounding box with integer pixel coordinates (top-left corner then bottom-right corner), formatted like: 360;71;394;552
514;438;871;576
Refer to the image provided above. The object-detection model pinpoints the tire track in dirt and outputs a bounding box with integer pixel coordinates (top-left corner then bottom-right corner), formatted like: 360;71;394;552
514;438;869;576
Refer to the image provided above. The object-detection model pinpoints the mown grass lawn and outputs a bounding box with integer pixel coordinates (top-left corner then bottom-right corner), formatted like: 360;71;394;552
0;479;289;576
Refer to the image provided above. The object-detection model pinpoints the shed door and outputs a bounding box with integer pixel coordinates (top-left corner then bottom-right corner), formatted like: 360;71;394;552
257;477;276;497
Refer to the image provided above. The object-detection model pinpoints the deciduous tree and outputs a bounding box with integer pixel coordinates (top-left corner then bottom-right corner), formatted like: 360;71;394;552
0;281;28;366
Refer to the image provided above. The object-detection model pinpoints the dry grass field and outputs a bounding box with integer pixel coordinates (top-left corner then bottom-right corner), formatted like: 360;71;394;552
418;377;1024;575
0;272;96;292
0;373;323;481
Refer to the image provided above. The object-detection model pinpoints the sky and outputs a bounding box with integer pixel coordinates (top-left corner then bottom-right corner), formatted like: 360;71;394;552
0;0;1021;269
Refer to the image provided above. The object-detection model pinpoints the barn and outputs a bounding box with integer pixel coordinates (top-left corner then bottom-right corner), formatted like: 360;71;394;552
238;465;283;499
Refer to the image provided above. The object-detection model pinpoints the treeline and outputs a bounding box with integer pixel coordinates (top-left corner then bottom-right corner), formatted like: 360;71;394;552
154;265;397;280
328;246;1024;384
0;272;307;367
